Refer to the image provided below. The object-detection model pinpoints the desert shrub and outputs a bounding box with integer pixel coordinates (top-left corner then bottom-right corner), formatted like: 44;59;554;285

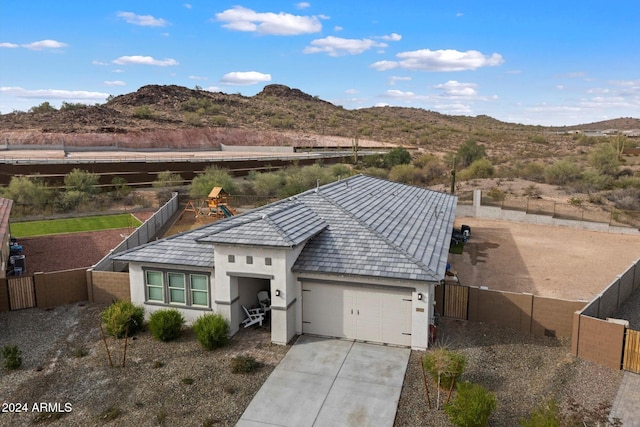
445;381;496;427
520;401;560;427
193;313;229;350
590;143;621;176
486;187;506;201
184;111;203;126
55;190;87;212
231;355;263;374
544;160;582;185
252;171;285;197
423;348;466;390
101;301;145;338
361;167;389;179
189;166;237;198
363;154;384;168
329;163;353;178
389;164;418;184
153;170;183;188
384;147;411;168
2;345;22;370
64;168;99;195
459;158;494;180
456;139;486;168
149;309;185;342
606;188;640;210
210;115;227;126
133;105;154;119
572;171;614;192
519;162;546;182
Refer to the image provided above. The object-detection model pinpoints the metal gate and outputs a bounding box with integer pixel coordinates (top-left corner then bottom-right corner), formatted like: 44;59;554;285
623;329;640;374
8;276;36;310
443;283;469;320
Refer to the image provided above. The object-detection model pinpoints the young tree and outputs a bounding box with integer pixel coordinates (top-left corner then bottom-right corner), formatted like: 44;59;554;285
456;139;486;168
64;168;100;195
384;147;412;168
2;176;52;212
589;143;621;175
152;171;183;188
189;166;237;199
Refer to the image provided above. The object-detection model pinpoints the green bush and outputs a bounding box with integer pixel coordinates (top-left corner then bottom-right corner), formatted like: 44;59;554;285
101;301;145;338
193;313;229;350
231;355;263;374
520;401;560;427
459;158;494;180
148;309;185;342
2;345;22;370
544;160;582;185
384;147;412;168
445;381;496;427
423;347;466;390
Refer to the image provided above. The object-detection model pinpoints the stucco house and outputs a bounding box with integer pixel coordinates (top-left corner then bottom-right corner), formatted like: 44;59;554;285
112;174;457;350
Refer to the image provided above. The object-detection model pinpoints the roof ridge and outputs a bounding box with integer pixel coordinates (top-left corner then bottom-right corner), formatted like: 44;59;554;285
262;214;295;246
314;191;434;275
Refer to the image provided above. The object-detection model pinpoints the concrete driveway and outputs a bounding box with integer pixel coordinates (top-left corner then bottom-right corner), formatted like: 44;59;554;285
237;335;410;427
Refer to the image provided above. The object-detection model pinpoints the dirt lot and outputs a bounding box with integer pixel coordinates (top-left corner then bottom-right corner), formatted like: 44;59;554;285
448;217;640;300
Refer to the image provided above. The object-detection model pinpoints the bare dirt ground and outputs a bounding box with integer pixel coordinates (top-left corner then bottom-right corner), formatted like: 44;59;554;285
448;217;640;300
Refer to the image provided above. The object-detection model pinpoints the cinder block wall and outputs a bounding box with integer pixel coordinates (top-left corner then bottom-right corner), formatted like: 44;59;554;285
90;271;130;304
531;296;586;338
470;288;533;334
0;278;8;312
34;269;88;309
574;316;625;370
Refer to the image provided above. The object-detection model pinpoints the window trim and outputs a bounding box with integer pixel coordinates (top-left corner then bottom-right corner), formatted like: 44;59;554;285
143;268;211;309
145;270;164;302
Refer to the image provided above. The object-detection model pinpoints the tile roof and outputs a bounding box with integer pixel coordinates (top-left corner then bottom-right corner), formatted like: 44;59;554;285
112;175;457;281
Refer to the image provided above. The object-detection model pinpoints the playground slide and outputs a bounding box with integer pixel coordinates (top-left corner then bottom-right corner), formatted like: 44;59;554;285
219;205;234;218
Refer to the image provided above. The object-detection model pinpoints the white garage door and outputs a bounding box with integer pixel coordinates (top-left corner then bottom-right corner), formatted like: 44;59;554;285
302;282;412;346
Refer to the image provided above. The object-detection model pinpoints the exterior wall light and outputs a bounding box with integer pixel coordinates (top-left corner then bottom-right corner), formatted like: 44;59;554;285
275;289;281;297
417;293;423;301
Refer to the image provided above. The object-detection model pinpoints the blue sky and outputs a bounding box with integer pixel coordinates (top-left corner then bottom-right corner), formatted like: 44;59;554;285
1;1;638;126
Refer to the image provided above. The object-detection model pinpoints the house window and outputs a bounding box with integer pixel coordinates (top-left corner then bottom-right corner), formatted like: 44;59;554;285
143;268;210;308
146;270;164;302
265;257;272;266
228;254;235;263
246;256;253;265
168;272;186;304
190;274;209;307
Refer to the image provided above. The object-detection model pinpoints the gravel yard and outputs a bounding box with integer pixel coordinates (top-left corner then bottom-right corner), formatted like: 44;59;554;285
0;303;290;426
395;318;623;426
1;305;623;427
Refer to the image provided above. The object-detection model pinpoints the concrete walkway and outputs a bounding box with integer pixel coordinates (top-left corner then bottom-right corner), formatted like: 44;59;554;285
610;371;640;427
237;335;410;427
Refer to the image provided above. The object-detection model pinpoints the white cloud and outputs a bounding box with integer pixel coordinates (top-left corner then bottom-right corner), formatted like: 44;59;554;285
389;76;411;85
304;36;387;56
296;2;311;9
112;69;125;73
334;25;343;32
0;87;109;101
189;75;208;81
184;4;192;9
433;80;478;97
0;42;19;48
92;60;109;66
104;81;126;86
117;11;168;27
220;71;272;85
215;6;323;35
22;40;67;50
384;89;421;100
204;86;221;92
435;103;472;114
345;89;359;94
456;13;464;17
379;33;402;41
371;48;504;72
556;85;564;90
112;56;178;66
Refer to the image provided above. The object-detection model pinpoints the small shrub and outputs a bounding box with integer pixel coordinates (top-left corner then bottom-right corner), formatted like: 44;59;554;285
152;360;165;369
98;406;122;422
133;105;154;119
101;301;145;338
192;313;229;350
520;400;561;427
73;346;89;358
231;355;263;374
156;410;167;425
32;411;65;424
423;348;466;390
148;309;185;342
445;381;496;427
181;377;194;385
2;345;22;370
486;187;506;202
460;158;494;180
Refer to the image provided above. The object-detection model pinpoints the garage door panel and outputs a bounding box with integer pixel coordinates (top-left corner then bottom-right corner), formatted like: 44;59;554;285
303;282;412;347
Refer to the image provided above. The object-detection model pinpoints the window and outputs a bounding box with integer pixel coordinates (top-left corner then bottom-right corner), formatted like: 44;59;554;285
143;269;210;308
146;270;164;302
168;272;186;304
246;256;253;265
265;257;272;266
190;274;209;307
228;254;235;263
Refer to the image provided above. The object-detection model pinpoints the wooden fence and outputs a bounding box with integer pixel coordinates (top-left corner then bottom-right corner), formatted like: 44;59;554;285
442;283;469;320
7;276;36;310
623;329;640;374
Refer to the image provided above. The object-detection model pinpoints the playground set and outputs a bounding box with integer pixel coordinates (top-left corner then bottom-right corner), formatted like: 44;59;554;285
180;187;237;222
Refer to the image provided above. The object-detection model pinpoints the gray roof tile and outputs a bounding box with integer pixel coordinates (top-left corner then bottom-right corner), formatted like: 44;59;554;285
112;175;457;281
